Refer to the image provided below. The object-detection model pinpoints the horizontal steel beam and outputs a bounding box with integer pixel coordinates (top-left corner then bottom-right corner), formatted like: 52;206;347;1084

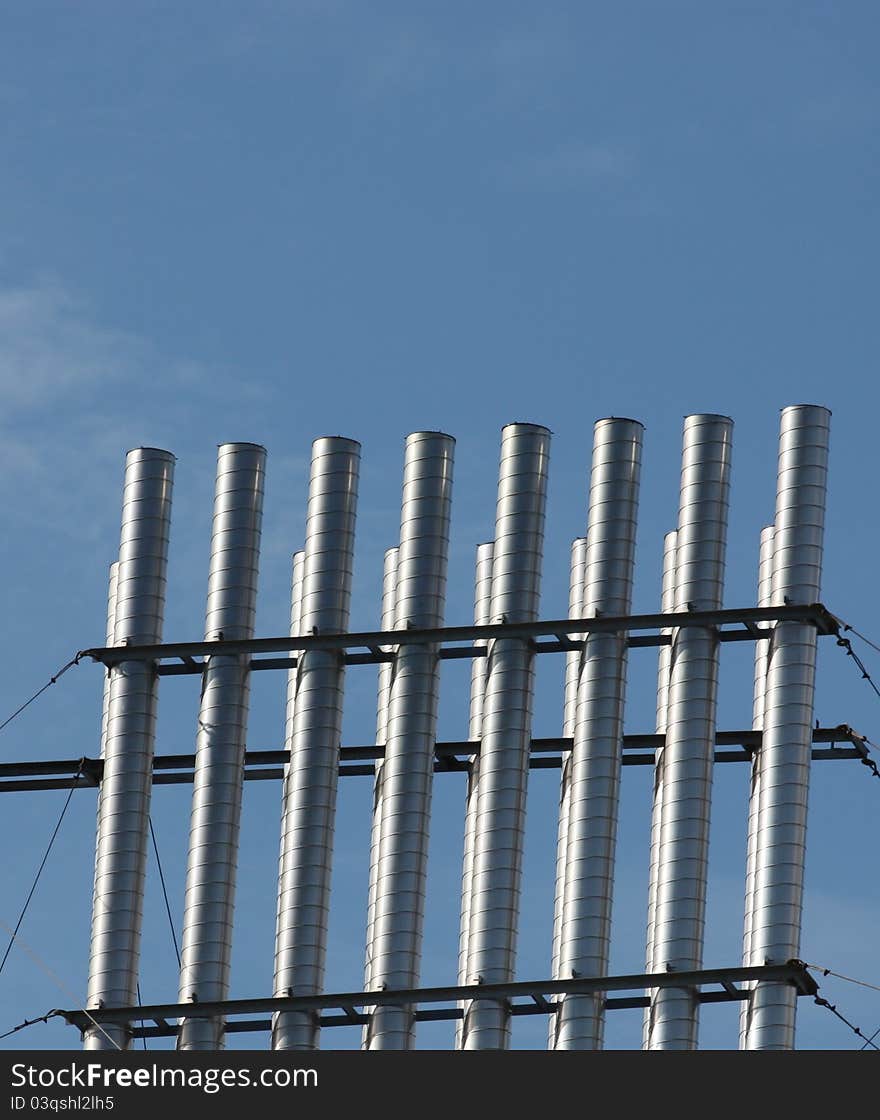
79;603;839;673
0;727;865;794
131;989;751;1038
55;962;818;1038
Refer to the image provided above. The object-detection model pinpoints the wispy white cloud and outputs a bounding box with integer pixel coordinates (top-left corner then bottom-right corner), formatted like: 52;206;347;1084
0;278;265;416
0;281;142;407
0;277;267;546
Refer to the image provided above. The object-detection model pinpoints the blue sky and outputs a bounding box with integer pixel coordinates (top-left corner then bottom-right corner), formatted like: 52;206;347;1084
1;2;878;1050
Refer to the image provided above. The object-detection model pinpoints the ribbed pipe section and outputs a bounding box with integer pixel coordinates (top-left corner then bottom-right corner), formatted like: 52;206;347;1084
99;562;119;758
462;423;551;1050
647;415;733;1050
643;530;677;1047
273;438;361;1050
177;443;266;1050
273;550;305;1003
364;432;454;1050
454;541;494;1049
546;536;587;1047
363;546;399;1006
85;448;175;1050
554;419;643;1049
289;552;306;648
742;405;830;1051
739;524;775;1046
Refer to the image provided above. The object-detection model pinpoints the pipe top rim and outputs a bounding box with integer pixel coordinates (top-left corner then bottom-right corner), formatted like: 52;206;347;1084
780;403;832;416
216;441;268;452
595;416;645;429
502;422;552;435
404;430;456;442
682;413;734;423
311;435;363;449
125;446;177;460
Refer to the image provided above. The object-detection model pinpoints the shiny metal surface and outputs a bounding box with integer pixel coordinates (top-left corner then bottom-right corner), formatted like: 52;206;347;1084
455;541;494;1049
462;423;551;1050
274;549;305;987
85;448;175;1050
547;535;587;1049
643;529;677;1046
364;546;399;1006
647;415;733;1050
555;419;643;1049
177;443;266;1050
743;405;830;1050
99;562;119;759
364;432;455;1050
739;524;775;1045
273;438;361;1050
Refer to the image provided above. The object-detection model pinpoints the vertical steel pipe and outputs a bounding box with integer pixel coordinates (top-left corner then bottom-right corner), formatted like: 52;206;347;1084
363;546;399;1011
364;432;455;1050
549;537;587;1018
743;405;830;1051
643;529;676;1047
85;448;175;1050
647;415;733;1050
273;438;361;1050
455;541;494;1049
99;562;119;758
273;550;305;995
284;550;306;773
555;419;643;1049
739;524;775;1046
177;443;266;1050
462;423;551;1050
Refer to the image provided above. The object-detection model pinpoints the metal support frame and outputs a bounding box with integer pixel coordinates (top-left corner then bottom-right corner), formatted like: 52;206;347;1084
30;600;843;1050
0;727;865;794
53;962;818;1041
79;603;839;674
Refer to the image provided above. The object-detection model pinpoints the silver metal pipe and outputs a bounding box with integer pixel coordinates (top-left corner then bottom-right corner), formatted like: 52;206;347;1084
739;524;775;1046
647;415;733;1050
273;549;305;1006
363;546;399;1008
455;541;494;1049
462;423;551;1050
177;443;267;1050
743;405;830;1051
555;419;643;1049
85;448;175;1050
273;438;361;1050
549;537;587;1018
364;432;455;1050
99;562;119;759
643;529;677;1047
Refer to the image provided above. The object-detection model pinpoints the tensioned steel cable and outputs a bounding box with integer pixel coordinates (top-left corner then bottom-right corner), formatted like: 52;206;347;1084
0;655;81;735
0;761;86;977
811;995;880;1050
859;1023;880;1051
856;739;880;784
832;630;880;703
826;625;880;784
0;919;121;1050
835;620;880;657
804;965;880;1051
149;817;181;968
136;982;148;1051
805;963;880;995
0;1013;52;1042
